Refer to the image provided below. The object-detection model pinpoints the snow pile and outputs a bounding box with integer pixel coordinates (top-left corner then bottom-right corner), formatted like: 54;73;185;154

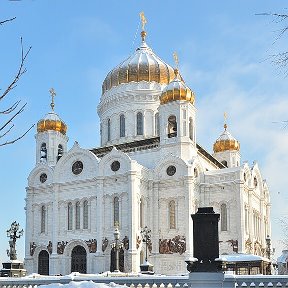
39;281;125;288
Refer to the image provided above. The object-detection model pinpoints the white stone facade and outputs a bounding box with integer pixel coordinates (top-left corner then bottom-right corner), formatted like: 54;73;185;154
25;30;271;276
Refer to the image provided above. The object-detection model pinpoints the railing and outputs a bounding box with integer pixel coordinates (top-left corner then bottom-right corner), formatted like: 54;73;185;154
0;272;288;288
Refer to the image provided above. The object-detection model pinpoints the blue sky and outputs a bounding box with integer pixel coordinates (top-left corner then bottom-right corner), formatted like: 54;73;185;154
0;0;288;264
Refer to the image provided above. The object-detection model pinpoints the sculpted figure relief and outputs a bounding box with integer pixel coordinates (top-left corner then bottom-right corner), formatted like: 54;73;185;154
123;236;129;250
102;238;109;252
30;242;36;256
47;241;52;254
159;235;186;255
86;239;97;253
57;241;68;254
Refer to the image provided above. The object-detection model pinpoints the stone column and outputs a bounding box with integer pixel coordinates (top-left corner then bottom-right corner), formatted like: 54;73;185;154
127;169;139;272
184;176;194;258
97;178;104;254
50;184;59;275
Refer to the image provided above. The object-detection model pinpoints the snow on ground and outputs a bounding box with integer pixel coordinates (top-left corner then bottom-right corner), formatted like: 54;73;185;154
38;281;125;288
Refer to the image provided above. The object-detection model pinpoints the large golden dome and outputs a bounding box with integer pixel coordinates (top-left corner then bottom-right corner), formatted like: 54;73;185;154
213;124;240;153
102;31;176;95
160;69;195;105
37;111;67;135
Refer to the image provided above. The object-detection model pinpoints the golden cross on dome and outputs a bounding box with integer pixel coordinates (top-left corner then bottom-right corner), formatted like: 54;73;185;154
49;88;56;111
224;112;228;130
140;12;147;31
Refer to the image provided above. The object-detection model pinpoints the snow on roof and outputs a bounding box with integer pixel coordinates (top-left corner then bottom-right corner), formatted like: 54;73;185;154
217;254;270;262
277;250;288;263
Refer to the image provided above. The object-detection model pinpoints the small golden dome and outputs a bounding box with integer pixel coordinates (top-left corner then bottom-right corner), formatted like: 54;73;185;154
160;69;195;105
213;125;240;153
37;111;67;135
102;31;176;95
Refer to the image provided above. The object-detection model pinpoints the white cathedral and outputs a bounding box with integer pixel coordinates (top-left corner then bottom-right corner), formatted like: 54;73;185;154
24;19;271;276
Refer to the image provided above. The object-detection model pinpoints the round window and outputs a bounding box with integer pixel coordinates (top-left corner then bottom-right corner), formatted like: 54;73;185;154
40;173;47;183
111;161;120;172
166;165;176;176
72;161;83;175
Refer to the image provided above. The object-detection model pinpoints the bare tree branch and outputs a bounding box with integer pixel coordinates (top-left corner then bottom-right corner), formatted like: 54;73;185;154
0;100;21;114
0;17;16;25
257;12;288;71
0;124;34;147
0;38;32;102
0;102;26;132
0;17;33;146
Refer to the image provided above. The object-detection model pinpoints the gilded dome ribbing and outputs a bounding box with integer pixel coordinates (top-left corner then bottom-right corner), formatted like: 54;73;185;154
102;31;176;95
213;124;240;153
37;111;67;135
160;69;195;105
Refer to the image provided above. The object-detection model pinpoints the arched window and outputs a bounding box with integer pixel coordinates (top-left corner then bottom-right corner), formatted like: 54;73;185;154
107;118;111;141
220;203;228;231
254;177;258;188
169;200;176;229
245;206;249;234
194;167;198;178
168;115;177;138
57;144;63;161
100;123;103;146
189;117;194;140
75;201;80;230
40;143;47;162
136;112;143;135
83;200;88;229
68;202;73;230
155;113;160;136
120;114;125;137
113;197;119;226
41;205;46;233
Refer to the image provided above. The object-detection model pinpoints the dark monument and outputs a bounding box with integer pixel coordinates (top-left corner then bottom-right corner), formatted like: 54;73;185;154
110;227;124;272
0;221;27;277
186;207;223;272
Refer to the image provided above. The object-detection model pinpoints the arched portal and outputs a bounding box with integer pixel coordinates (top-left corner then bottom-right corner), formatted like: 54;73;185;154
110;247;124;272
71;245;87;273
38;250;49;275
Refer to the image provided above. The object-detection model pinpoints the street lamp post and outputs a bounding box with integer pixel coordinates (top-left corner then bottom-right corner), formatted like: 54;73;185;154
266;235;271;260
111;226;123;272
0;221;26;277
141;226;151;262
6;221;24;260
140;226;154;274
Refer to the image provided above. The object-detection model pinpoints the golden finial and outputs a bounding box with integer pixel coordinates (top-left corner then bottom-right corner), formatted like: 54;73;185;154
140;12;147;42
140;12;147;31
173;51;179;75
224;112;228;130
49;88;56;111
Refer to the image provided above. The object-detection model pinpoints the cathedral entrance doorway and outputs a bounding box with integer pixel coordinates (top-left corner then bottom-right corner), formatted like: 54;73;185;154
110;247;124;272
71;245;87;273
38;250;49;275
